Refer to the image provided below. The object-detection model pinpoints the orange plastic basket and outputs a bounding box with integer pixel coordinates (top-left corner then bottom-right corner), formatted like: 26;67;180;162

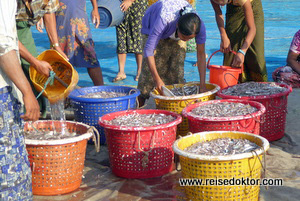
29;50;79;104
207;50;243;89
24;121;97;195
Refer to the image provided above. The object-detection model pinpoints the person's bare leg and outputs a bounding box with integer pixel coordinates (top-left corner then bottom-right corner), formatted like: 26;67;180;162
113;53;127;82
87;67;104;86
135;53;143;81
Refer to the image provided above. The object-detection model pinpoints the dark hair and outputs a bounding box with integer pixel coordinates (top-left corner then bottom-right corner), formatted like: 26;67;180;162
178;12;201;36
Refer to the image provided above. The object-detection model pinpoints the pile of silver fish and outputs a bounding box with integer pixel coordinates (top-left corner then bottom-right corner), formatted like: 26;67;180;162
184;138;260;156
78;91;127;98
170;85;199;96
222;82;286;96
25;130;77;140
104;113;176;127
191;102;257;117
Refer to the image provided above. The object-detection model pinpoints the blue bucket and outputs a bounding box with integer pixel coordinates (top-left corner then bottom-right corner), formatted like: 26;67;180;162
97;0;124;29
68;86;140;144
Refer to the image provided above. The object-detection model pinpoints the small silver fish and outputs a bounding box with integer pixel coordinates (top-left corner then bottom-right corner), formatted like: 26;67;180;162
222;82;286;96
79;91;127;98
184;138;260;155
104;113;176;127
170;85;199;96
191;102;257;117
25;130;77;140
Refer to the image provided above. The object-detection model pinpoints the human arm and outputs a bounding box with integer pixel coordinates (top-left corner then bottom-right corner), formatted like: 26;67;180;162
90;0;100;28
0;50;40;121
196;43;207;92
146;55;165;95
143;18;166;94
120;0;134;12
18;41;53;77
210;0;231;53
287;50;300;74
231;0;256;67
43;13;68;59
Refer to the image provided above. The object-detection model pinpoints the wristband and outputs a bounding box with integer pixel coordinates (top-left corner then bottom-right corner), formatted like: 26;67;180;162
238;49;246;56
51;43;59;48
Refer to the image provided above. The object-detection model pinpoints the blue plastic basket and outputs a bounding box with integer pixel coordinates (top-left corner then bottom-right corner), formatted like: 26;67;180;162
68;86;140;144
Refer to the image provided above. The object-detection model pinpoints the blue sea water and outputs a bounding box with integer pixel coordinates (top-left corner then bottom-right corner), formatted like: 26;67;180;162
32;0;300;87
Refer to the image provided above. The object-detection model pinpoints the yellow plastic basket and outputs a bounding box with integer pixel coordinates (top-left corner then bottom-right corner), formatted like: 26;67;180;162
29;50;79;104
150;82;220;136
173;131;270;201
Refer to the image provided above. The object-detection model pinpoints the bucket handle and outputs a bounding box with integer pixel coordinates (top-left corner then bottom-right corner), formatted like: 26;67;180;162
269;95;287;110
88;126;100;153
207;50;244;73
224;72;240;88
137;130;157;168
128;89;139;110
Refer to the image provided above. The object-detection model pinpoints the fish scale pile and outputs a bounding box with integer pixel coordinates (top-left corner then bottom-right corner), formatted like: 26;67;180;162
104;113;176;127
222;82;286;96
191;102;257;117
79;91;127;98
184;138;260;155
170;85;199;96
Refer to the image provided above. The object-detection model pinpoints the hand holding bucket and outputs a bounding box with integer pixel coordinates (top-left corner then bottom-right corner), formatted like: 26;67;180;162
207;50;244;89
29;50;79;104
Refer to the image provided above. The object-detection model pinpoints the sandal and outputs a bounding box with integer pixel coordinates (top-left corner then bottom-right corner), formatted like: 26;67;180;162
112;73;126;82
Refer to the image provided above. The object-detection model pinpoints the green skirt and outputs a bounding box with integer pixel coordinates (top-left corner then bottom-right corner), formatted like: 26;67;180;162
16;21;47;118
224;0;268;82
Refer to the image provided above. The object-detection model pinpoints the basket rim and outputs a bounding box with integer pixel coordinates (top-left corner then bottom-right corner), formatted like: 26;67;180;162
182;99;266;121
68;85;140;103
24;120;93;145
150;82;220;100
173;131;270;161
217;82;292;100
98;109;182;131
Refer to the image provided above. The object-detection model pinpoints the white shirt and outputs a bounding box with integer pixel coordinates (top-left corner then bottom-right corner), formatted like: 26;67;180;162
0;0;23;102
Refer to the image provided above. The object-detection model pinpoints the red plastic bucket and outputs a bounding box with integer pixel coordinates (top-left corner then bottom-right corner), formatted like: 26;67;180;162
207;50;243;89
99;109;182;179
182;99;266;135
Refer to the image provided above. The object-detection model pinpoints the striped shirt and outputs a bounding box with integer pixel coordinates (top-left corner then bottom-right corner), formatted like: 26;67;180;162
16;0;59;25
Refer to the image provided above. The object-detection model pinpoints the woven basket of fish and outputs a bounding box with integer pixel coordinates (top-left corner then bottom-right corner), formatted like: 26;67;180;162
24;120;99;196
68;86;140;144
173;131;269;201
99;109;182;179
182;99;266;135
150;82;220;136
218;82;292;141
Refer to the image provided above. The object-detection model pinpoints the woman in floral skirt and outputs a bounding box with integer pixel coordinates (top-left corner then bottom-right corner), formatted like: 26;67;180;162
55;0;104;85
